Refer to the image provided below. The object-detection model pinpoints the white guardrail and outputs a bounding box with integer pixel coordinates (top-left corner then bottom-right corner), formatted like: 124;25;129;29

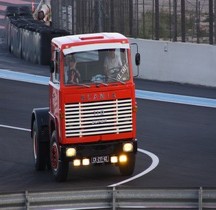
0;187;216;210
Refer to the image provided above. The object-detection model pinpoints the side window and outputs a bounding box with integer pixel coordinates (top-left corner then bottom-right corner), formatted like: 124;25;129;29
52;50;60;83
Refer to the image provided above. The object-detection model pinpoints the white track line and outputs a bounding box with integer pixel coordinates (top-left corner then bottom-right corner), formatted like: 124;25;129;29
108;148;159;187
0;124;30;132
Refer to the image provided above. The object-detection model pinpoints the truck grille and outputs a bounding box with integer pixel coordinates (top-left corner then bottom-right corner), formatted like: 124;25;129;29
65;99;132;137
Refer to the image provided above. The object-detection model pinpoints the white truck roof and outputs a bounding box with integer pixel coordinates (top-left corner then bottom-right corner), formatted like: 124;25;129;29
52;32;130;55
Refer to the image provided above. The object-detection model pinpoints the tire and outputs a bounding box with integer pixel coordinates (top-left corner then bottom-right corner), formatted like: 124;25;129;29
32;121;47;171
50;130;68;182
119;153;136;176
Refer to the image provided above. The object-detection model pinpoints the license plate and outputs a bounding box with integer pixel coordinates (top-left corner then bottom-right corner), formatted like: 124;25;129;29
91;155;109;164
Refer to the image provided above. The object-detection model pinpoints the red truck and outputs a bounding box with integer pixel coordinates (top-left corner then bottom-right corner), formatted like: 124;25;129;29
31;32;140;181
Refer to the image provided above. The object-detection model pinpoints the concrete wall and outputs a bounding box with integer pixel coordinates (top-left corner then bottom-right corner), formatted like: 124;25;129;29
129;38;216;88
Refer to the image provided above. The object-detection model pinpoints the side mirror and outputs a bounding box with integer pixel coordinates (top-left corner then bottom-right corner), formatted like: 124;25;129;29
50;61;54;73
135;53;140;66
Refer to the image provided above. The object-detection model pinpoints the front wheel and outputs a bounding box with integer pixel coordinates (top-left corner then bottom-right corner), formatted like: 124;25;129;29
119;153;136;176
50;130;68;182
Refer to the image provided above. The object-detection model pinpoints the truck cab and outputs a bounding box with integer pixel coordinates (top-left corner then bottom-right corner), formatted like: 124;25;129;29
31;32;140;181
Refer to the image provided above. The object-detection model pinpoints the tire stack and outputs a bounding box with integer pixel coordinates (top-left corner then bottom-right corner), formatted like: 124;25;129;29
5;6;69;65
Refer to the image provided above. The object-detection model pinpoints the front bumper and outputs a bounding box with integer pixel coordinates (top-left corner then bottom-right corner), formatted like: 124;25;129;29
60;139;137;164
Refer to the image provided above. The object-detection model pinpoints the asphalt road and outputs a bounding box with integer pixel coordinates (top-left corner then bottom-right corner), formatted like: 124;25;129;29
1;78;216;193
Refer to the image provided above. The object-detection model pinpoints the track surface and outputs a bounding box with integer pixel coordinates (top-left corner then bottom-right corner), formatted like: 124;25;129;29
1;78;216;193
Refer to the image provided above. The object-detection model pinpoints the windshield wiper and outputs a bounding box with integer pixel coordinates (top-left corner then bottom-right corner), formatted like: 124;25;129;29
77;83;91;88
65;83;91;87
107;76;126;84
95;81;108;87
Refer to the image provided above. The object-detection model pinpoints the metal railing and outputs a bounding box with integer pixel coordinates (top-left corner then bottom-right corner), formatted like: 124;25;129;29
1;187;216;209
50;0;216;45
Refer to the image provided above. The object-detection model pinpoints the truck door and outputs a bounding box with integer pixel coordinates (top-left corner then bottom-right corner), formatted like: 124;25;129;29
49;49;61;139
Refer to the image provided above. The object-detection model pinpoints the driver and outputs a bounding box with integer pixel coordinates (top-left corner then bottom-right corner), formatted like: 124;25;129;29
104;49;122;79
67;56;81;84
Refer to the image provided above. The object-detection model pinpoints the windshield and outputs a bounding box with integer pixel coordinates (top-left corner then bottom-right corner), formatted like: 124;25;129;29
64;48;129;85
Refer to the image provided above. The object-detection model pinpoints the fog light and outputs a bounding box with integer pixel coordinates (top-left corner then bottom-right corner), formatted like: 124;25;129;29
123;143;133;152
82;158;90;166
119;155;127;163
66;148;76;157
73;159;81;166
111;156;118;163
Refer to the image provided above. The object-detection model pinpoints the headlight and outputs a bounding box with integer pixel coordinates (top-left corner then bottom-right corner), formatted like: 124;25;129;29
111;156;118;163
82;158;90;166
73;159;81;166
119;155;127;163
123;143;133;152
66;148;76;157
